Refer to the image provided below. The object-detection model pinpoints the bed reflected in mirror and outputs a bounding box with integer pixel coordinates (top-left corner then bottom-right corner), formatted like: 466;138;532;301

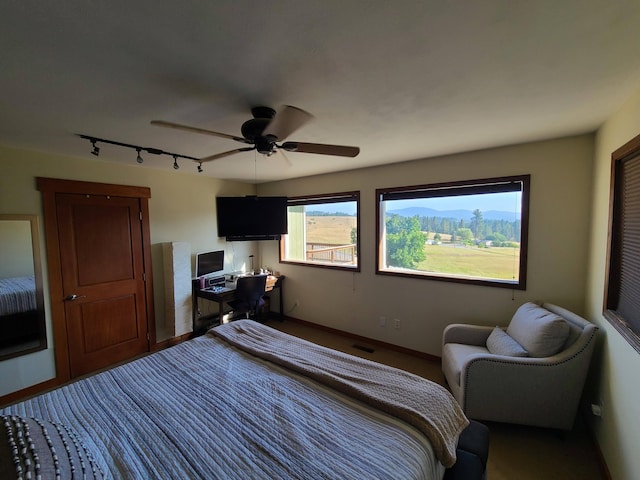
0;214;47;360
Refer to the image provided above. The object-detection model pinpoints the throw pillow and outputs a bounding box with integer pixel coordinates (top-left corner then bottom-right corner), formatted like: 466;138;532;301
0;414;104;479
486;327;529;357
507;302;570;357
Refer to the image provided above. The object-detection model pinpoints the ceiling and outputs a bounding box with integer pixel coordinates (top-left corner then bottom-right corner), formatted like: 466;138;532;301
2;1;640;184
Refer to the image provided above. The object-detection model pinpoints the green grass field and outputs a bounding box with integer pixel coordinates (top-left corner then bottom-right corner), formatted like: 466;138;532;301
416;244;520;280
306;216;519;280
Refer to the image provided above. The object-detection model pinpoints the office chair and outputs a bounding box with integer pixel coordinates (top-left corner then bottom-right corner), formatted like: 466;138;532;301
228;275;268;320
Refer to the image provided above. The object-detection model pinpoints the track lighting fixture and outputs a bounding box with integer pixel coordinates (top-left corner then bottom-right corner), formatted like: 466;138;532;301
77;134;204;172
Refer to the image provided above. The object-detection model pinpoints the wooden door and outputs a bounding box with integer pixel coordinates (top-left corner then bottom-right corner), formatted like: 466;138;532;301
56;193;149;377
38;178;155;382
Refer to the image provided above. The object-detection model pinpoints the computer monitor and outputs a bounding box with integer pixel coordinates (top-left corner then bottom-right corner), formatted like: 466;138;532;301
195;250;224;278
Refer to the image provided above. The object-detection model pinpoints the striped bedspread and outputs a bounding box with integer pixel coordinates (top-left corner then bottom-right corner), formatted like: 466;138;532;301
2;322;454;479
0;276;36;316
213;320;468;467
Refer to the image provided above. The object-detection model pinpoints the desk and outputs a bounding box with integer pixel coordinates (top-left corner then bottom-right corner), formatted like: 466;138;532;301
192;275;284;335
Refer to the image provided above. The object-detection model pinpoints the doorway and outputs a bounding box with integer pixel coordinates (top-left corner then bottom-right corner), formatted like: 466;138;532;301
38;178;155;381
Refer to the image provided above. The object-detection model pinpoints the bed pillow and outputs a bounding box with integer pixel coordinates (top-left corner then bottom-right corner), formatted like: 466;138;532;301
0;414;104;479
506;302;570;357
486;327;529;357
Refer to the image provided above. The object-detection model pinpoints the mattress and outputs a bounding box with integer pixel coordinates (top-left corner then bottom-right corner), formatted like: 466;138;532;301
0;276;36;316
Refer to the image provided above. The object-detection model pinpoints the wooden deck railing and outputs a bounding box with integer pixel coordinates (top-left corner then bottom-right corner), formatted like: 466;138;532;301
306;243;356;264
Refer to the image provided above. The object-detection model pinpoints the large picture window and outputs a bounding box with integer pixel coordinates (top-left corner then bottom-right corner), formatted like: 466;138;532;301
605;134;640;353
376;175;530;289
280;191;360;271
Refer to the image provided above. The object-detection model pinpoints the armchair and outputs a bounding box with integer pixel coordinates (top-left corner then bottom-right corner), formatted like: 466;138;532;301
441;302;599;430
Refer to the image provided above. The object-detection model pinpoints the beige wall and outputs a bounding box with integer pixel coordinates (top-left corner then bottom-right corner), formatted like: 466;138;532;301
585;86;640;480
258;134;594;355
0;145;256;396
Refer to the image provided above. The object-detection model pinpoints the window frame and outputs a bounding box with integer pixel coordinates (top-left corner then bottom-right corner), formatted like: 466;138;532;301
604;133;640;353
376;174;530;289
279;191;361;272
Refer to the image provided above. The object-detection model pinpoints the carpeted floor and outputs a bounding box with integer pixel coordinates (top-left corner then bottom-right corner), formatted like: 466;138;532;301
265;318;606;480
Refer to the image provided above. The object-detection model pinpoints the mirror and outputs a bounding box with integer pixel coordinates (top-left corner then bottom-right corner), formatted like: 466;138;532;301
0;214;47;360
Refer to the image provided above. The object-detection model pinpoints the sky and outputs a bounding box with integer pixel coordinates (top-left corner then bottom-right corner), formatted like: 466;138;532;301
303;191;521;215
387;192;522;213
305;201;358;215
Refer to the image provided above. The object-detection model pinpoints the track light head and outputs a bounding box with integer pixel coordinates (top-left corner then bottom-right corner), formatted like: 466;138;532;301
77;133;200;172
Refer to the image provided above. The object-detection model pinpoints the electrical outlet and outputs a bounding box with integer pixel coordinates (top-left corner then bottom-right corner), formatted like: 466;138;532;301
379;316;387;327
394;318;401;329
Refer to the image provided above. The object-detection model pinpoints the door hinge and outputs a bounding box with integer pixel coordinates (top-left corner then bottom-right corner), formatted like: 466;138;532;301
143;272;146;282
139;211;143;221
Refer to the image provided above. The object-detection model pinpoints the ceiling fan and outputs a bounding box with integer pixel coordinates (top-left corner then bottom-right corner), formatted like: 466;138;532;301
151;105;360;164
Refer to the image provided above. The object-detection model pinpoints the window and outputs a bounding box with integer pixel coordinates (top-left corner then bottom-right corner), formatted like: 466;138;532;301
376;175;530;289
605;134;640;353
280;191;360;271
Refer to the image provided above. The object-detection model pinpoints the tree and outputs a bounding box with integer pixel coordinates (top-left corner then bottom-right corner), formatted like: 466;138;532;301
457;227;474;245
385;215;426;268
350;227;357;255
486;232;506;246
434;232;441;243
470;209;484;241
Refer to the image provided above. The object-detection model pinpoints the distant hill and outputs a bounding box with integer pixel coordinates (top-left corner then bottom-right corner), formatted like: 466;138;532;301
387;207;518;222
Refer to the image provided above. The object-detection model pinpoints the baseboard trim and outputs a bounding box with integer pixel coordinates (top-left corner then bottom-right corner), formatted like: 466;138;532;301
0;377;59;408
579;409;612;480
153;332;192;351
283;315;441;363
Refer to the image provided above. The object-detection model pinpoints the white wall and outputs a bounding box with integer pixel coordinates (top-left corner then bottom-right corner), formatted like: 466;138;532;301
258;134;594;356
0;145;256;396
585;86;640;480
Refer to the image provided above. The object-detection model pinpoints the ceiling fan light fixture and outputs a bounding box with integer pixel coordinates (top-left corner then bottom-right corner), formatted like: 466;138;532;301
255;137;275;155
150;104;360;163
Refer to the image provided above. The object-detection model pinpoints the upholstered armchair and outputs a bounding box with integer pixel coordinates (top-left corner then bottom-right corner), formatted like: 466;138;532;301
441;302;599;430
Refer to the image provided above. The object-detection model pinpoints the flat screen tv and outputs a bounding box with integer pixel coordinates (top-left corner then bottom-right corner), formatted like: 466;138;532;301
216;196;288;241
195;250;225;277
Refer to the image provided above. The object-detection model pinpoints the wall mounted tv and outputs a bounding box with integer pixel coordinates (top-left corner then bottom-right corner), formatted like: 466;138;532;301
216;196;288;241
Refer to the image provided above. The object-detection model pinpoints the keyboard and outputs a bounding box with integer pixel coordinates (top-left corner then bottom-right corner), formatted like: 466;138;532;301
204;285;232;293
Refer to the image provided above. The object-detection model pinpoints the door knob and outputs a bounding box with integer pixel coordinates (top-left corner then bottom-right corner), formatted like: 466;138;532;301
64;294;85;301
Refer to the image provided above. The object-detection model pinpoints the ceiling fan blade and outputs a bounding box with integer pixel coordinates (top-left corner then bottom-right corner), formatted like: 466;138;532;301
262;105;314;141
276;149;293;166
151;120;250;144
281;142;360;158
200;147;255;163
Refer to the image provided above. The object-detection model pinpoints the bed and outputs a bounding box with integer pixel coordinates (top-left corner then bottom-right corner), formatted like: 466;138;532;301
0;276;39;348
1;320;476;480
